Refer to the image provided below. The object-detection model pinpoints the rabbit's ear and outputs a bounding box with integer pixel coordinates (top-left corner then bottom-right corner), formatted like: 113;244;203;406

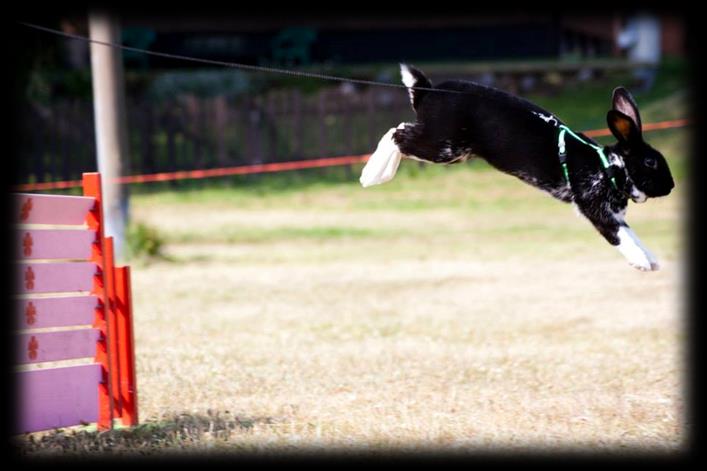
612;86;642;132
607;109;641;145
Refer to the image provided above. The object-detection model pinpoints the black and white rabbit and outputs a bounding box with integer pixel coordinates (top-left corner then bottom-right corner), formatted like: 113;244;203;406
360;64;675;271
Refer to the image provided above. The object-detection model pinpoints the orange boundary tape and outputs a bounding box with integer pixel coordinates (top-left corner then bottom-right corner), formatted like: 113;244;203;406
13;118;689;192
582;118;689;137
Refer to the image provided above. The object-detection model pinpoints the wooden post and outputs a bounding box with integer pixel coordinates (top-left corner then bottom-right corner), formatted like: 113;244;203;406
89;11;129;260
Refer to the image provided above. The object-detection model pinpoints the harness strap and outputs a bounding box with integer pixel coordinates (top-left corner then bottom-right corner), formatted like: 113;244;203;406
557;124;619;190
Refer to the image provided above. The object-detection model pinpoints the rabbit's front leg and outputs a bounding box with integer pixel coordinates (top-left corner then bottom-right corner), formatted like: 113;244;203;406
614;225;660;271
574;200;659;271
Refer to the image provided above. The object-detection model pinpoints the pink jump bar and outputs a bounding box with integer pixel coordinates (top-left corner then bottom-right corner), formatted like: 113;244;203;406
14;193;95;225
16;364;101;434
16;296;98;330
17;262;97;294
17;329;100;364
16;229;96;260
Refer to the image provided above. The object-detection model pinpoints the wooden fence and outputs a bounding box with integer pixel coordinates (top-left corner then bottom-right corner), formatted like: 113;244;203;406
16;86;414;186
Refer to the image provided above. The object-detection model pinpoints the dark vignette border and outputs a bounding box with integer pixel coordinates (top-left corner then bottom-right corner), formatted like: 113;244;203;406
4;1;703;466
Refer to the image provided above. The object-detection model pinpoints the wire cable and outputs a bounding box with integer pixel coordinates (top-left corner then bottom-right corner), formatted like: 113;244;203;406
17;20;466;95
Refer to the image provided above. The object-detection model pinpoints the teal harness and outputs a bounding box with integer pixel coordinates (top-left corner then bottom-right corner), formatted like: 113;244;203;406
557;124;619;191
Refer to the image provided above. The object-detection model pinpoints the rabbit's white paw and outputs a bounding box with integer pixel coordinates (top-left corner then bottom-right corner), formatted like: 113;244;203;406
617;226;660;272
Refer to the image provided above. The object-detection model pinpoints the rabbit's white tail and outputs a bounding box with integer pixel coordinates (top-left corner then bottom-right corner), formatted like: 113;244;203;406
400;63;432;112
359;125;406;188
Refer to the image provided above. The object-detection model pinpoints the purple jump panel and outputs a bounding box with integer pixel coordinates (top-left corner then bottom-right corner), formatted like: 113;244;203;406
14;193;95;225
17;262;96;294
17;229;96;260
16;296;98;330
17;329;100;364
16;364;101;434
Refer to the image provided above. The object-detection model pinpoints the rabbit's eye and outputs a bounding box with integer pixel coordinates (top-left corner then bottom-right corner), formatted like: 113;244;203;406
644;157;657;169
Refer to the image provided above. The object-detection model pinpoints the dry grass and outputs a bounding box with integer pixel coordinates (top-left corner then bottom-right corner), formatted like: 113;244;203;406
15;142;688;457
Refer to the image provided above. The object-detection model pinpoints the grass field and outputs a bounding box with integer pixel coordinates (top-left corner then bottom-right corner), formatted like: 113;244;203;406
17;121;689;456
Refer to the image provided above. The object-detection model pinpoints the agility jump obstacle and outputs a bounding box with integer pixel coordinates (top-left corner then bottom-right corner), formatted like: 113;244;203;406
14;172;138;434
